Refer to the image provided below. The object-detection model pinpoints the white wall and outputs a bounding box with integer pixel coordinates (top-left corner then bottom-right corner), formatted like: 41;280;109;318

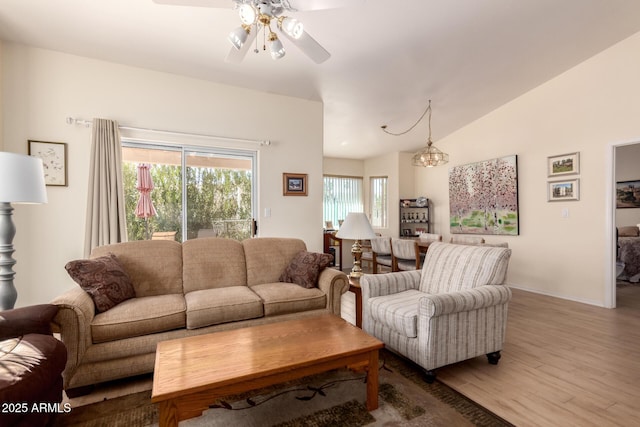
323;157;363;177
615;143;640;227
0;40;3;151
1;43;324;307
416;31;640;306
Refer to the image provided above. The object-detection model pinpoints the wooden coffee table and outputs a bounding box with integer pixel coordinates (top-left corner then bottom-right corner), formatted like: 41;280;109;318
151;314;384;427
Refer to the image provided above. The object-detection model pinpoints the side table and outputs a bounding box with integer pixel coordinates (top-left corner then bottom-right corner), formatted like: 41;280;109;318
349;276;362;328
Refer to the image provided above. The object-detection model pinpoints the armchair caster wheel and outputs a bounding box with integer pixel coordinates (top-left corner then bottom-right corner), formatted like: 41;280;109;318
424;370;436;384
487;351;501;365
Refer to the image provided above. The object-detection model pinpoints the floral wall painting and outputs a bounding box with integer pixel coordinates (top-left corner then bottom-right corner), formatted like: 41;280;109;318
616;180;640;208
28;140;68;186
449;155;519;235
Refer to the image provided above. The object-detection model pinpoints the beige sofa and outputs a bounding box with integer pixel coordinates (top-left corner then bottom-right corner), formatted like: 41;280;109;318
52;237;349;394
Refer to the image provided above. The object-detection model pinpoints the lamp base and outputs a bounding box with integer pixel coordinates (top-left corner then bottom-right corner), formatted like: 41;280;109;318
0;202;17;310
349;239;365;278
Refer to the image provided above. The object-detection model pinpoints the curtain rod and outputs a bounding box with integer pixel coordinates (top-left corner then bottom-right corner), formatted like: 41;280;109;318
65;117;271;146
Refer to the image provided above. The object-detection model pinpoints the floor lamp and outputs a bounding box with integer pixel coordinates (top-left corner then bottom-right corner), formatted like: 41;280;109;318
0;152;47;310
336;212;376;278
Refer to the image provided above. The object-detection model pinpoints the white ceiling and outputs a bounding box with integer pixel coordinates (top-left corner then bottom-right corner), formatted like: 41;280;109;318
2;0;640;159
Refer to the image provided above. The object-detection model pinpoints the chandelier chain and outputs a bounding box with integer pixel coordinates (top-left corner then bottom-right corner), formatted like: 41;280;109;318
381;100;432;137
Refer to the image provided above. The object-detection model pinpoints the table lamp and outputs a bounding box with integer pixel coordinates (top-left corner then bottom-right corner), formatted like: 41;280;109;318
0;152;47;309
336;212;376;278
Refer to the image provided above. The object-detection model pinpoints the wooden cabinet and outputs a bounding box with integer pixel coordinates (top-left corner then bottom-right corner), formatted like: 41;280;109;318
323;232;342;269
399;198;430;237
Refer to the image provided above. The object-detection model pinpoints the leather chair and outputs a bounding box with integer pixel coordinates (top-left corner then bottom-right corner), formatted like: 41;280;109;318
0;304;67;427
361;242;512;382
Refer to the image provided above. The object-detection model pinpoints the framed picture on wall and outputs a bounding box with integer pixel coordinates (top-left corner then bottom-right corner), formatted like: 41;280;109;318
616;180;640;208
548;179;580;202
547;152;579;177
28;140;68;186
283;173;307;196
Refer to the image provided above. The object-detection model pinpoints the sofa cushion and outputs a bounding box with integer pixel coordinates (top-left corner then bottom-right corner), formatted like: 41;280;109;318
185;286;264;329
250;282;326;316
420;242;511;294
65;254;136;313
91;294;186;343
91;240;183;297
368;289;423;338
279;251;333;289
243;238;307;286
182;238;247;293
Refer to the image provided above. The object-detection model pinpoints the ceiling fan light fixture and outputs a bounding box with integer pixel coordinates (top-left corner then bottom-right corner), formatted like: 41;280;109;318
228;24;250;50
278;16;304;39
270;34;286;59
238;3;257;25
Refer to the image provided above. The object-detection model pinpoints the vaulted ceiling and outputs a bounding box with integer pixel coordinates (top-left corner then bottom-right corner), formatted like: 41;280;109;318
2;0;640;159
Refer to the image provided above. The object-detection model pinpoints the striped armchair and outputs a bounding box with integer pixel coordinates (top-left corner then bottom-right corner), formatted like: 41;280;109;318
361;242;512;382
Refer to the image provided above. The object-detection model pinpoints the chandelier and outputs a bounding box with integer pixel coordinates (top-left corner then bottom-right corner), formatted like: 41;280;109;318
228;1;305;60
381;100;449;167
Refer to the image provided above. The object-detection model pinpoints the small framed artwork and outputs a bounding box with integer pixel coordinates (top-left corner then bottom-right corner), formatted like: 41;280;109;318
402;229;412;236
28;140;68;186
283;173;307;196
547;152;579;177
616;180;640;208
548;179;580;202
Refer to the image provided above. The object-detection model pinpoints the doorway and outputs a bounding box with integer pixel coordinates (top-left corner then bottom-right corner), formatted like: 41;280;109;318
608;140;640;308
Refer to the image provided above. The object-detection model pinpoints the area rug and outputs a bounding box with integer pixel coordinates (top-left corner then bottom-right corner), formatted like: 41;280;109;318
52;350;512;427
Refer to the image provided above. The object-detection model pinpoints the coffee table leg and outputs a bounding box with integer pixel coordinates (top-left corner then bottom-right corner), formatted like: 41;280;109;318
158;400;179;427
366;350;379;410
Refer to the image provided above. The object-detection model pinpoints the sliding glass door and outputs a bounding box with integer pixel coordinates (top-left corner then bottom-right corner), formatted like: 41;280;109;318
122;142;256;241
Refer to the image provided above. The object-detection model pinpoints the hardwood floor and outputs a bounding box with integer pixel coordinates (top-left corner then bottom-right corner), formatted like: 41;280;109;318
436;286;640;427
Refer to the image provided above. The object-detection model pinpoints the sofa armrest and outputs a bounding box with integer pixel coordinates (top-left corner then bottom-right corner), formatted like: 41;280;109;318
361;270;421;300
418;285;512;318
0;304;59;339
317;268;349;315
50;287;96;387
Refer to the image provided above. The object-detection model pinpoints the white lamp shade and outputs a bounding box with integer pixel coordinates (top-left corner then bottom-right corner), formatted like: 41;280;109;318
228;26;249;50
0;152;48;203
270;38;286;59
280;17;304;39
335;212;376;240
238;4;257;25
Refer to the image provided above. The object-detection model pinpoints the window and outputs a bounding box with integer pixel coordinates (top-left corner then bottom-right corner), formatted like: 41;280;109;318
122;142;256;242
370;176;388;228
323;175;363;228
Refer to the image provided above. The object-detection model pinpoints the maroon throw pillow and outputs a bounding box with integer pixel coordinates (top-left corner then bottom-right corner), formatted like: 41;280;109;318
65;253;136;313
279;251;334;289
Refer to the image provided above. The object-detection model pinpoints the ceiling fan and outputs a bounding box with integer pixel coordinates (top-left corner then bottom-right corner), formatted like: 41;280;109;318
153;0;353;64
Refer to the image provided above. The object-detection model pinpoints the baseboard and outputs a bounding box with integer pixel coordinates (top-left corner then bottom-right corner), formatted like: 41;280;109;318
507;284;606;308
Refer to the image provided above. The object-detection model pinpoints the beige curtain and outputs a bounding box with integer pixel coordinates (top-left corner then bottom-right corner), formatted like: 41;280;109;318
84;118;127;257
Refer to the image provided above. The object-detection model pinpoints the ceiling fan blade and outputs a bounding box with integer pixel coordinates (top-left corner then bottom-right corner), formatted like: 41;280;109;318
152;0;232;8
225;29;258;63
281;31;330;64
288;0;364;11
